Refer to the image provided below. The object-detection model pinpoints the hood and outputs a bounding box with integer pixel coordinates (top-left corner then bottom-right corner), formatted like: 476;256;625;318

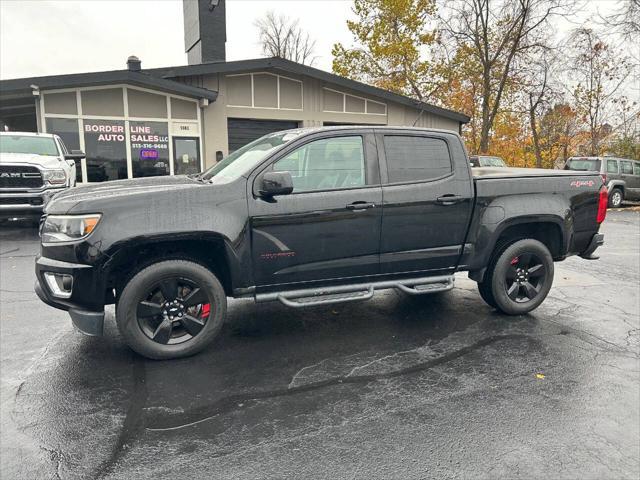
0;152;64;170
45;175;204;214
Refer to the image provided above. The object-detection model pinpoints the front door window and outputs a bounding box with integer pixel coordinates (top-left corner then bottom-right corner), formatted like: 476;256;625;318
272;136;365;192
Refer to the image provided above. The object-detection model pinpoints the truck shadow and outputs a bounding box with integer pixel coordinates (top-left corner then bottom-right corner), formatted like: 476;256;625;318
17;287;536;478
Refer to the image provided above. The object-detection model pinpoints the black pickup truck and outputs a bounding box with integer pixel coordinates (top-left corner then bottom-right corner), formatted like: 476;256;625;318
35;127;607;359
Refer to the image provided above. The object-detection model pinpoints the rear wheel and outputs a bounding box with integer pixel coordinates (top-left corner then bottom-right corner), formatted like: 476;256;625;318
609;188;623;208
478;239;554;315
116;260;227;360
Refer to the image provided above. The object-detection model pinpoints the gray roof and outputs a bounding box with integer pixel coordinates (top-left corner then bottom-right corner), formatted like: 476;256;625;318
0;69;218;101
148;57;470;123
0;57;468;123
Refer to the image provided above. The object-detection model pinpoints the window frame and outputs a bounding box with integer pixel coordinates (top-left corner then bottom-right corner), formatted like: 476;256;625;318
376;132;455;186
250;129;380;197
606;159;619;174
620;160;634;175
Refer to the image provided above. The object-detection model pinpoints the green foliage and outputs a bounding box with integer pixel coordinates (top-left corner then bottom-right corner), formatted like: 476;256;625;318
332;0;440;99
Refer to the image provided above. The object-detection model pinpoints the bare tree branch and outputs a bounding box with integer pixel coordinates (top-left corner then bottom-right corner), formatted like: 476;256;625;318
255;11;317;66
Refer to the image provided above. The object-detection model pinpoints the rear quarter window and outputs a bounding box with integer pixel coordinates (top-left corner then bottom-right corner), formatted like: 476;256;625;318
566;158;601;171
620;160;634;174
606;160;619;173
634;162;640;176
383;136;452;183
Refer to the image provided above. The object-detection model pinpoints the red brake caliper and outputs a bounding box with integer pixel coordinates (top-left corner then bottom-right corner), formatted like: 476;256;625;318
510;257;519;265
201;303;210;318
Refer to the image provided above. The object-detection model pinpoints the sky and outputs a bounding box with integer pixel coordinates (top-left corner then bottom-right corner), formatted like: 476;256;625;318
0;0;630;81
0;0;356;79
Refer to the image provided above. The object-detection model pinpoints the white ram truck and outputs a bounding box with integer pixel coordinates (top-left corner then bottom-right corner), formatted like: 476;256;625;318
0;131;83;222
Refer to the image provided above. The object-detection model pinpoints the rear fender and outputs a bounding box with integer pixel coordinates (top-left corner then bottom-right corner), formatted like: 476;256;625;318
465;193;570;281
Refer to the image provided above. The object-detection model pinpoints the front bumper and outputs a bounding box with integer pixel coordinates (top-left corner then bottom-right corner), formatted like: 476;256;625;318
580;233;605;260
0;187;66;216
35;255;106;336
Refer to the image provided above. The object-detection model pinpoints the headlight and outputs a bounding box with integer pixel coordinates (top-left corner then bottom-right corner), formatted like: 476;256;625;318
41;214;101;243
42;169;67;185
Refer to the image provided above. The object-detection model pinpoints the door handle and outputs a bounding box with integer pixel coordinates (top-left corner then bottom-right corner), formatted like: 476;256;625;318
436;194;463;205
346;201;376;210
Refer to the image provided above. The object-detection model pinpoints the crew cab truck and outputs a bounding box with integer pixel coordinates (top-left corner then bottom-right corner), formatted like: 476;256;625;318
35;127;607;360
0;132;83;222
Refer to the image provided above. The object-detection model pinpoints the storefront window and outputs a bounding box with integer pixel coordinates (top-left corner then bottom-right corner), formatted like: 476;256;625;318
83;119;127;182
130;121;170;177
46;117;82;183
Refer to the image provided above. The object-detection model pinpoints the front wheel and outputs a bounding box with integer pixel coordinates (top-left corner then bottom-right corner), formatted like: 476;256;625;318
478;239;554;315
116;260;227;360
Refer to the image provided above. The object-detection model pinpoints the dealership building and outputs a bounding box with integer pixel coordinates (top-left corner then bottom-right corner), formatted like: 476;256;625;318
0;0;468;184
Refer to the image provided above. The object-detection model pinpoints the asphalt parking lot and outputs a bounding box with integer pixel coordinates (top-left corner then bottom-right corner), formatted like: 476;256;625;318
1;209;639;480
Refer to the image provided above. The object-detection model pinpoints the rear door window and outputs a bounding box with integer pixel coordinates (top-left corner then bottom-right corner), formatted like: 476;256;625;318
383;135;452;183
606;160;619;174
620;160;634;174
633;162;640;176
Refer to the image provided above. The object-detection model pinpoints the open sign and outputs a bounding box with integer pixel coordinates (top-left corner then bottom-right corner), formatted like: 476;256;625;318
140;149;159;160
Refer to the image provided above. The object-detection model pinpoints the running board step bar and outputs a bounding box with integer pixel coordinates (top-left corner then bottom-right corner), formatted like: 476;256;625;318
255;275;455;308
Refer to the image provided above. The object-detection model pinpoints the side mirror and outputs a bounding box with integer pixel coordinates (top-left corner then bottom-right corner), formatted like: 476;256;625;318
259;171;294;197
64;150;85;161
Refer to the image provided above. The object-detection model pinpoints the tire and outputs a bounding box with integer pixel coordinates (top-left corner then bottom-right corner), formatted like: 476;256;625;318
477;279;497;308
116;260;227;360
608;188;623;208
480;239;554;315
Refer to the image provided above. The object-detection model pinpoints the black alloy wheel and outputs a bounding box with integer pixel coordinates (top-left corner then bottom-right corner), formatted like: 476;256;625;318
136;277;210;345
480;238;554;315
116;260;227;360
504;253;546;303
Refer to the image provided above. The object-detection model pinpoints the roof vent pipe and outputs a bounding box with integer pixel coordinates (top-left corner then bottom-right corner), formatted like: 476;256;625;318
127;56;141;72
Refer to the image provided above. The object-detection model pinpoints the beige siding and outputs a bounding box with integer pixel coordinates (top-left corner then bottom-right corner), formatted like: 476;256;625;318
345;95;365;113
43;92;77;115
323;89;343;112
197;71;461;166
81;88;124;116
226;75;251;106
127;89;167;118
279;78;302;109
253;74;278;108
171;97;198;120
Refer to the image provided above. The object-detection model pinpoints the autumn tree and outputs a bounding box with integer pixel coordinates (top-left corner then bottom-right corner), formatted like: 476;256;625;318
332;0;441;100
255;11;317;65
538;103;579;166
518;49;560;167
567;28;632;155
440;0;571;153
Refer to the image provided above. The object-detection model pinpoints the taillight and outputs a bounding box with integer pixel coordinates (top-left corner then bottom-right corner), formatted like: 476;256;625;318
597;185;608;223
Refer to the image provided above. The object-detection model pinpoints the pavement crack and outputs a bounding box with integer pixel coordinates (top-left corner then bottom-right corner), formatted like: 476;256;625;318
40;445;65;480
93;355;147;479
145;333;526;432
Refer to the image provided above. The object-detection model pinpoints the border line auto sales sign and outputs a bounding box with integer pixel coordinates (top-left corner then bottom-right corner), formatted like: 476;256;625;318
83;122;169;160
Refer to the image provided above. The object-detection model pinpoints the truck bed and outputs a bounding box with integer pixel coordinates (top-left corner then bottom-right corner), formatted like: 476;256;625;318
472;167;600;179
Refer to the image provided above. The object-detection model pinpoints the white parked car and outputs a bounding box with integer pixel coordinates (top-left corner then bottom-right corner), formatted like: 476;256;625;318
0;131;83;222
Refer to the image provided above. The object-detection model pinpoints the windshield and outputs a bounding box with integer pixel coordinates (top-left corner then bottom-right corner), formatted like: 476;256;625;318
200;130;302;184
564;158;601;172
0;135;58;156
479;156;507;167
